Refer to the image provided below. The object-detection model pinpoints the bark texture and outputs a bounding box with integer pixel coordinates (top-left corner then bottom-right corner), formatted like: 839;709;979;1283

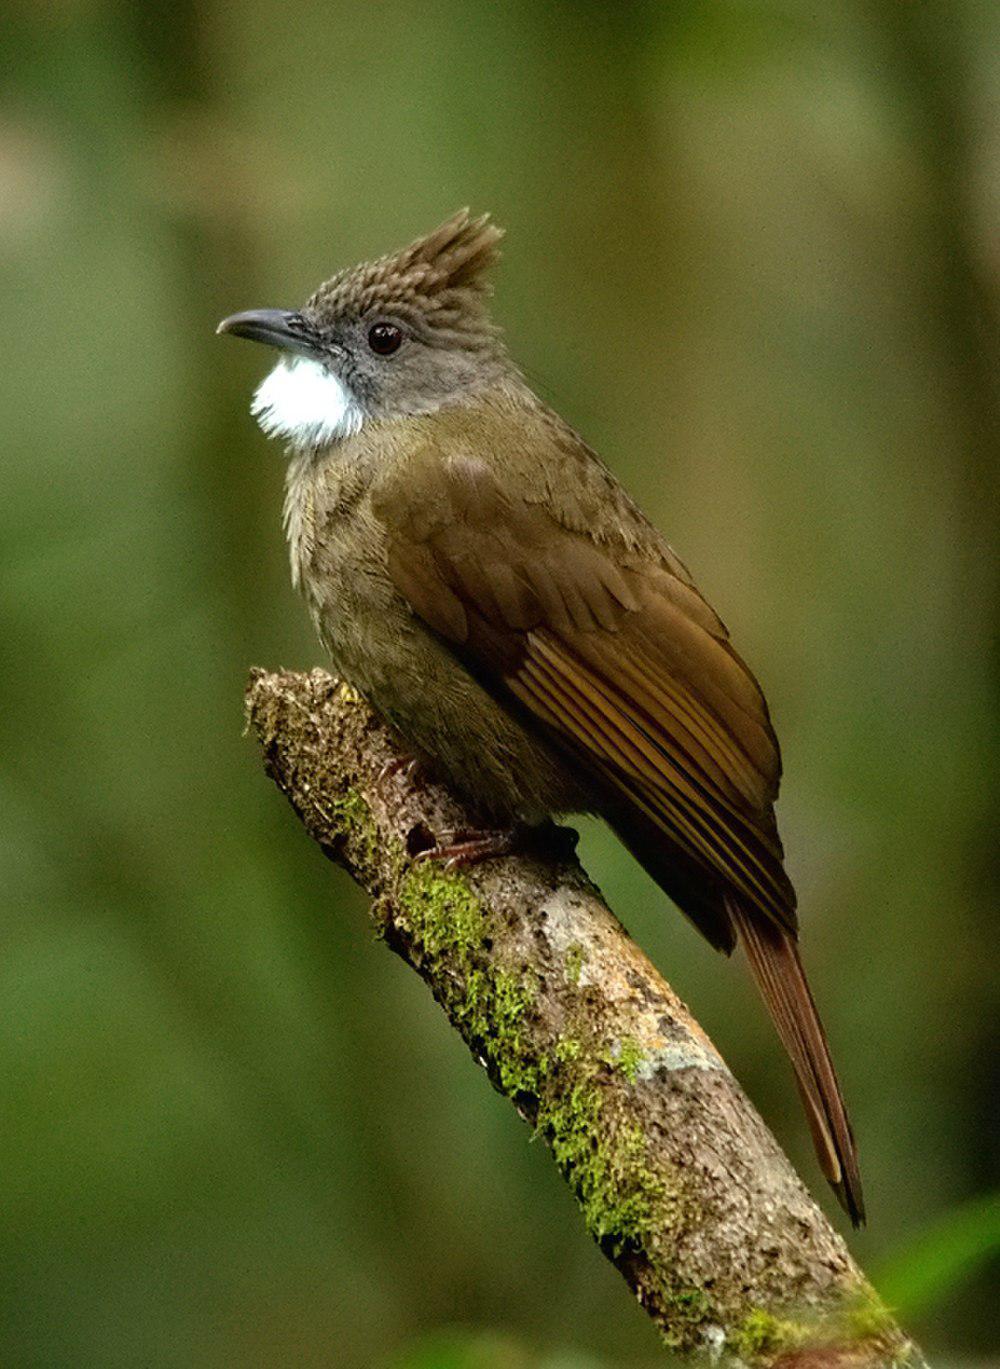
245;667;922;1367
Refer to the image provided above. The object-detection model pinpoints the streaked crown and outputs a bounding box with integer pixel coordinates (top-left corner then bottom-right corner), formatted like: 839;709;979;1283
305;209;504;348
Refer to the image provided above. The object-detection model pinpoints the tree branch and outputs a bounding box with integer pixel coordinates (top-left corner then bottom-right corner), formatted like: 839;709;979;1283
245;667;921;1366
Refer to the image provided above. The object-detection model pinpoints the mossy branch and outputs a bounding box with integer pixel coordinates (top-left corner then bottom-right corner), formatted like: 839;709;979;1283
245;668;922;1367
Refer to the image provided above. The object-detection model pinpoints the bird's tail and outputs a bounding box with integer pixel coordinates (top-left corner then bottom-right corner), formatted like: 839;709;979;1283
727;897;866;1226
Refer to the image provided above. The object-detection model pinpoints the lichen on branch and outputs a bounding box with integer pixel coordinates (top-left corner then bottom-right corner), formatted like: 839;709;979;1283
245;667;922;1367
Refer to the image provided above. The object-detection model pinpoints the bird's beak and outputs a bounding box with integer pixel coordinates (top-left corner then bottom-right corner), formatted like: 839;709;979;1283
216;308;319;357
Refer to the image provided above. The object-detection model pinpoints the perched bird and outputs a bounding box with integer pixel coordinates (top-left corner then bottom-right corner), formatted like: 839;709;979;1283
218;210;864;1225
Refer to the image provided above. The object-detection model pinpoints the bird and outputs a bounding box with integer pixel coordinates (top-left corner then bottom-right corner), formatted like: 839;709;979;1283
217;209;864;1226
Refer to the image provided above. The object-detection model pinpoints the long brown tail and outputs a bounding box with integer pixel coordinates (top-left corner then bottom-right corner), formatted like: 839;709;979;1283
727;898;865;1226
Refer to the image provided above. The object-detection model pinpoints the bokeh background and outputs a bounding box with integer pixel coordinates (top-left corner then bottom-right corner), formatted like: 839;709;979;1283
2;1;998;1365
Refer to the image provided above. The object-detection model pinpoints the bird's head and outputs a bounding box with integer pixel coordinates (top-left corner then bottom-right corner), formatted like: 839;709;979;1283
217;210;506;450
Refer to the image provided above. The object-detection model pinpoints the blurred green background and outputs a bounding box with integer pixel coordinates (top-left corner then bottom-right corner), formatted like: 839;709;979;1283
2;1;997;1365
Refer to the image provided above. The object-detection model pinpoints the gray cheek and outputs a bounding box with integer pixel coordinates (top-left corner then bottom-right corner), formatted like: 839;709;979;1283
340;353;380;409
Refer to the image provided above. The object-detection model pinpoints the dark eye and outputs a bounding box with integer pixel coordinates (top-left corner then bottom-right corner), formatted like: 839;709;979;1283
368;321;403;356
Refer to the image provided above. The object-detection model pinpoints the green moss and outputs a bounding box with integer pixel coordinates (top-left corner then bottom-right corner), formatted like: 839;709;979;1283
843;1288;897;1344
553;1034;582;1064
328;788;378;869
399;862;486;959
564;941;586;985
397;861;669;1259
541;1076;665;1253
461;966;540;1097
729;1308;811;1362
606;1035;644;1084
398;864;540;1097
659;1287;711;1350
728;1292;901;1366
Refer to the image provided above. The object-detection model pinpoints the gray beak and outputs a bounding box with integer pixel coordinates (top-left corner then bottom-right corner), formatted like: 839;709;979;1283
216;308;318;356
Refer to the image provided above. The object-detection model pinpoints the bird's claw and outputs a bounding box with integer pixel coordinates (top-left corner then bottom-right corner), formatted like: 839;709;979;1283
377;754;423;787
412;828;517;870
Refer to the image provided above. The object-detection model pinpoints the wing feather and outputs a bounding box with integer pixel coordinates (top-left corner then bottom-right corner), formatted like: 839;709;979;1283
374;443;796;936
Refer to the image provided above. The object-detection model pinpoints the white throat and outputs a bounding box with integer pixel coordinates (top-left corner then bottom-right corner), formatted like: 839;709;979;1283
251;357;363;449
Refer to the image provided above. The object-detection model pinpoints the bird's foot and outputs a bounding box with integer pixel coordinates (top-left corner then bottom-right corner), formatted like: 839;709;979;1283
412;826;518;871
408;818;578;871
377;753;423;788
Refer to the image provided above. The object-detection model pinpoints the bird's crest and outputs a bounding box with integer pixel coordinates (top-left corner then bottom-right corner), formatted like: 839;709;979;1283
306;209;504;347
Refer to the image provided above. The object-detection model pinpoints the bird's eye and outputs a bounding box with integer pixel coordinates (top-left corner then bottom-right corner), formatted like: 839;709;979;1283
368;322;403;356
